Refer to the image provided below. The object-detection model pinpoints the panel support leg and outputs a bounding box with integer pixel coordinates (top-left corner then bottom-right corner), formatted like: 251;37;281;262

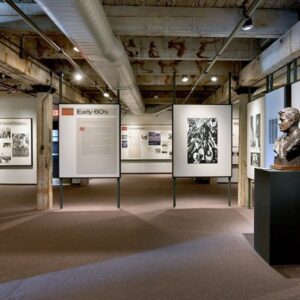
117;178;121;208
228;177;232;207
60;178;64;209
173;177;176;208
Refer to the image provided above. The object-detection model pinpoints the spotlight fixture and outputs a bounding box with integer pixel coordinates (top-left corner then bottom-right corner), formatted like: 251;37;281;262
242;18;253;31
73;46;80;52
74;73;83;81
103;91;110;98
182;75;189;82
211;76;218;82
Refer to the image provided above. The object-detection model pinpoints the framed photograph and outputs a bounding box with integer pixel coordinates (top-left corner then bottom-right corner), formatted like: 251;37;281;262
0;118;32;167
173;105;232;177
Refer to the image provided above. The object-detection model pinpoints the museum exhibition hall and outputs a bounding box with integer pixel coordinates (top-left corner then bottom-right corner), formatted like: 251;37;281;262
1;0;300;299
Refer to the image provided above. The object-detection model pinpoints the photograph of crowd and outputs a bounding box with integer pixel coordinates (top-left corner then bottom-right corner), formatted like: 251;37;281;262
12;133;30;157
148;131;161;146
187;117;218;164
251;152;260;167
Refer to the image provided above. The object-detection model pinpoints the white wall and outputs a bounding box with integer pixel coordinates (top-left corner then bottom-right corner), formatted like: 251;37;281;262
0;95;37;184
121;110;172;173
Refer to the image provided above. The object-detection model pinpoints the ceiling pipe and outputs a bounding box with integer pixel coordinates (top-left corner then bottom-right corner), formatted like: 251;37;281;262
34;0;145;115
3;0;108;100
183;0;265;104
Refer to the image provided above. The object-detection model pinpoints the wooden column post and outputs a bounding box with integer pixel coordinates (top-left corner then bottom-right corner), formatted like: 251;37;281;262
238;94;249;207
36;87;54;210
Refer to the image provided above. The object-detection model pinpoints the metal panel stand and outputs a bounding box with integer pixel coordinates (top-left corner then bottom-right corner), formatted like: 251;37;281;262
60;178;64;209
173;177;176;208
117;178;120;208
228;177;231;207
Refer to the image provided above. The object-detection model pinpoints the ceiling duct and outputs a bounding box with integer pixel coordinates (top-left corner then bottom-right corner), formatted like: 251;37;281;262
35;0;145;115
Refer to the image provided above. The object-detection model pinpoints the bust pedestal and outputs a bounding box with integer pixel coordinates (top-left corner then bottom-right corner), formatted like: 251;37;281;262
254;168;300;265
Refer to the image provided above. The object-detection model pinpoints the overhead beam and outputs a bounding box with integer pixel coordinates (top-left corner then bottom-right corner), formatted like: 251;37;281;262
239;21;300;86
0;38;88;103
121;37;260;61
131;61;235;76
0;5;297;38
105;7;298;38
203;79;238;104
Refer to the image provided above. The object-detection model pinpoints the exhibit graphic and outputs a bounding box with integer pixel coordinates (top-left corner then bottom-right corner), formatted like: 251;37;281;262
251;152;261;167
187;117;218;164
247;98;265;180
59;104;120;178
250;114;261;150
173;105;232;177
0;119;32;166
121;125;172;160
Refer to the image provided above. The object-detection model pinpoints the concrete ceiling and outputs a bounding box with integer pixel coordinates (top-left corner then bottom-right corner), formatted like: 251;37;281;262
0;0;299;110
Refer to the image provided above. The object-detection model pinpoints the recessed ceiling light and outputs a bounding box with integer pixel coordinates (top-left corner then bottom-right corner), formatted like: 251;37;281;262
73;46;80;52
211;76;218;82
74;73;83;81
103;91;109;98
182;75;189;82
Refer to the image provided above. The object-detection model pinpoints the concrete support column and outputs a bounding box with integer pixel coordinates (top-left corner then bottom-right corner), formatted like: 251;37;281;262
238;94;249;207
36;88;54;210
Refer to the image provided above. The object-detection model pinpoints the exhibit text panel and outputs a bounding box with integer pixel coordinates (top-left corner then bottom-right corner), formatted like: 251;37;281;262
173;105;232;177
59;104;120;178
0;118;32;166
247;98;265;180
121;125;172;160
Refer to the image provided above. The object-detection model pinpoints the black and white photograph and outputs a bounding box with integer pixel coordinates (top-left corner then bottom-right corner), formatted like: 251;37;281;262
187;117;218;164
122;140;128;148
148;131;161;146
12;133;30;157
250;113;261;149
0;118;32;166
0;128;11;139
0;155;11;163
251;152;261;167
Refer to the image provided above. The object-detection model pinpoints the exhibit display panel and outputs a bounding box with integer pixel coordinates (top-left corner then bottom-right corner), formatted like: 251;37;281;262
0;118;32;166
173;104;232;177
59;104;120;178
121;125;172;160
247;97;265;180
264;88;286;169
292;81;300;111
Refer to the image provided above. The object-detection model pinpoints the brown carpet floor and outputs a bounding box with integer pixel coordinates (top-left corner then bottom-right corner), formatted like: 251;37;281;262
0;175;299;299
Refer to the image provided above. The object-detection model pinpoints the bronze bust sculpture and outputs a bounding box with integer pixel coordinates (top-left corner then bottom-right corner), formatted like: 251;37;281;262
273;107;300;170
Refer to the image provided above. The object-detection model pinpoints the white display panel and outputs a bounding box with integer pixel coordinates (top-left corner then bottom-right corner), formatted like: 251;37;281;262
173;105;232;177
59;104;120;178
121;125;172;160
0;118;32;166
247;98;265;180
264;88;285;169
292;81;300;111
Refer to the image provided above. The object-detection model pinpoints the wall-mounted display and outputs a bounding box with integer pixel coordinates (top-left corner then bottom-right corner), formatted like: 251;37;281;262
173;105;232;177
232;119;239;165
247;98;264;180
59;104;120;178
0;118;32;166
121;125;172;160
292;81;300;111
264;87;287;169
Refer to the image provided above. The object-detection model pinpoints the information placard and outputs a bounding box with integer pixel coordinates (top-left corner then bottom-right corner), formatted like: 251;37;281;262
173;105;232;177
121;125;172;160
59;104;120;178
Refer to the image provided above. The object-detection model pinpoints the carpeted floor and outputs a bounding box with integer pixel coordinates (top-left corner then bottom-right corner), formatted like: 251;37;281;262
0;175;300;299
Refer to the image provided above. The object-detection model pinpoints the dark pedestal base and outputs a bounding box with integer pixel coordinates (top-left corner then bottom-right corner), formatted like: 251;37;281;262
254;169;300;265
